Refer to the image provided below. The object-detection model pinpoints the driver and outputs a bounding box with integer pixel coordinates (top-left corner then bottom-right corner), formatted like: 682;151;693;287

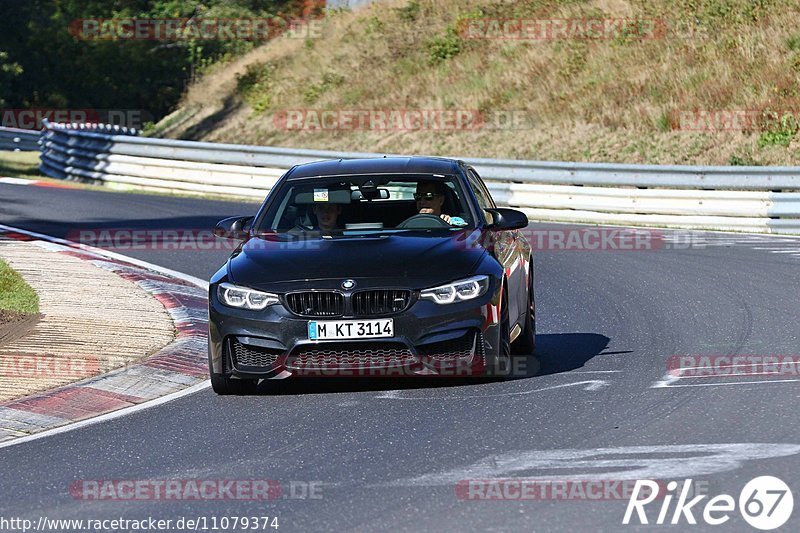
312;203;342;234
415;181;452;223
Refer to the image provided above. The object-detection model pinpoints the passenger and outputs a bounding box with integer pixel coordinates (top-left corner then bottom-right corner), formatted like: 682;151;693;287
312;203;342;234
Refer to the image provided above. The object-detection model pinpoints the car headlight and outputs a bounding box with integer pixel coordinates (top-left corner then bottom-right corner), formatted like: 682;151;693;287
217;282;279;310
420;275;490;304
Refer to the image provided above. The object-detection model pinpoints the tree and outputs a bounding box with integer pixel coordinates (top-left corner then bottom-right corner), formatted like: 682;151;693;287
0;0;308;121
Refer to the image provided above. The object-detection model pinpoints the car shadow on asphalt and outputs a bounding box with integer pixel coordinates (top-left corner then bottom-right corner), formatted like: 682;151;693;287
250;332;613;396
533;332;616;377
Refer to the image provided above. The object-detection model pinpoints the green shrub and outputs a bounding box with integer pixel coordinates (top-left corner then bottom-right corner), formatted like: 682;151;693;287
729;152;760;165
655;111;673;132
363;16;384;36
236;62;275;113
787;33;800;51
758;113;799;148
395;0;421;23
427;26;462;64
304;71;345;104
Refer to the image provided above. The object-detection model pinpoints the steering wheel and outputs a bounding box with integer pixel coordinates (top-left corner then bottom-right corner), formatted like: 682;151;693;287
396;213;451;229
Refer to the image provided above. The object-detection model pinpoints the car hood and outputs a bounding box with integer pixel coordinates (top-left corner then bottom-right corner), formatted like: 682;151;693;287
228;231;487;291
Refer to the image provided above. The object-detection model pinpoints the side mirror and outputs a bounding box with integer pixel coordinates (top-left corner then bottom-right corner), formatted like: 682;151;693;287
214;216;254;240
485;208;529;231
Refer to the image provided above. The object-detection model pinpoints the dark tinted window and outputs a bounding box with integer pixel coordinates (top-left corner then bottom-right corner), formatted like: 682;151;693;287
467;169;496;209
257;175;475;234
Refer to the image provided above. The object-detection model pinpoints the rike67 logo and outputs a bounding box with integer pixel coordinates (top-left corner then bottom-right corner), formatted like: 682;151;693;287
624;476;793;530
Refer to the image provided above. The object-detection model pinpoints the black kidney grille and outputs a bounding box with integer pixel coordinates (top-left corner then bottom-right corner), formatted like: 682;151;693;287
285;291;344;317
352;290;411;317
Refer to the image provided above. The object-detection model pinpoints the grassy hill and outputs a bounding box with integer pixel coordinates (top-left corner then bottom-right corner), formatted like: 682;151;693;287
151;0;800;165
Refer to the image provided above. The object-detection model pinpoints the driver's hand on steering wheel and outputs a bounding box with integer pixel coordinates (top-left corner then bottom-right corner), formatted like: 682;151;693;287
419;208;451;223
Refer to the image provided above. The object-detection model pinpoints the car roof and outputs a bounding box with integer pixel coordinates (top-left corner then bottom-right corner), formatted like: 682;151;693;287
285;157;464;179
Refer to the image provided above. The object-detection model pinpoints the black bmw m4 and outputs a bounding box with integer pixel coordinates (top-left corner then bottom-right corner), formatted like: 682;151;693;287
208;157;535;394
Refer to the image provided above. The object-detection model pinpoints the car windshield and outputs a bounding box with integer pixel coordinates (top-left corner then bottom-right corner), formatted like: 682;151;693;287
256;174;475;235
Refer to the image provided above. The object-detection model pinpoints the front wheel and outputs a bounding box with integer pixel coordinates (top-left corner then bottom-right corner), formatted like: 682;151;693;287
512;275;536;356
485;285;513;378
511;265;538;376
211;375;258;395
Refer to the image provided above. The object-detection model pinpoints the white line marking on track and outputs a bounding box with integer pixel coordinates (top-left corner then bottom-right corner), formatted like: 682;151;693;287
681;371;796;378
650;372;681;388
0;177;34;185
377;380;609;400
388;443;800;487
651;364;800;388
653;378;800;388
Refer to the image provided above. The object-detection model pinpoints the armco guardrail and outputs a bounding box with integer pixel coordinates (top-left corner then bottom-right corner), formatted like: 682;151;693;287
0;127;40;151
37;120;800;234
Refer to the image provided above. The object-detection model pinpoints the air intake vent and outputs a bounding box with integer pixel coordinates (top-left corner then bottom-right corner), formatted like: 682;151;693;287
417;332;476;360
286;342;415;370
228;339;282;369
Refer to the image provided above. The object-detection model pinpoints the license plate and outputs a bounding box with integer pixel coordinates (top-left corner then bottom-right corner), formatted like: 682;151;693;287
308;319;394;340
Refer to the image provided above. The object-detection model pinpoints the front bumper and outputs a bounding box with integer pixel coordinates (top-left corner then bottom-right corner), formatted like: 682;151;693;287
208;286;500;379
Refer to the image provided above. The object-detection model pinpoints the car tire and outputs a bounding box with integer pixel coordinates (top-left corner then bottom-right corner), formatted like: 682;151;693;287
512;264;536;356
487;283;513;378
211;374;258;395
511;264;538;376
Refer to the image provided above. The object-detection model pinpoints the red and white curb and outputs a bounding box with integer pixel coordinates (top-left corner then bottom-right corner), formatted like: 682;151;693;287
0;225;210;447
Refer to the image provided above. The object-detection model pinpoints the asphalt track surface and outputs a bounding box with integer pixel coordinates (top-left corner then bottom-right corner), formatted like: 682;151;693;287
1;182;799;532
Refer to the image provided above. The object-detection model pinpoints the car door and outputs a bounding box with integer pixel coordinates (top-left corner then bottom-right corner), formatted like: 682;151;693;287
466;168;525;325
